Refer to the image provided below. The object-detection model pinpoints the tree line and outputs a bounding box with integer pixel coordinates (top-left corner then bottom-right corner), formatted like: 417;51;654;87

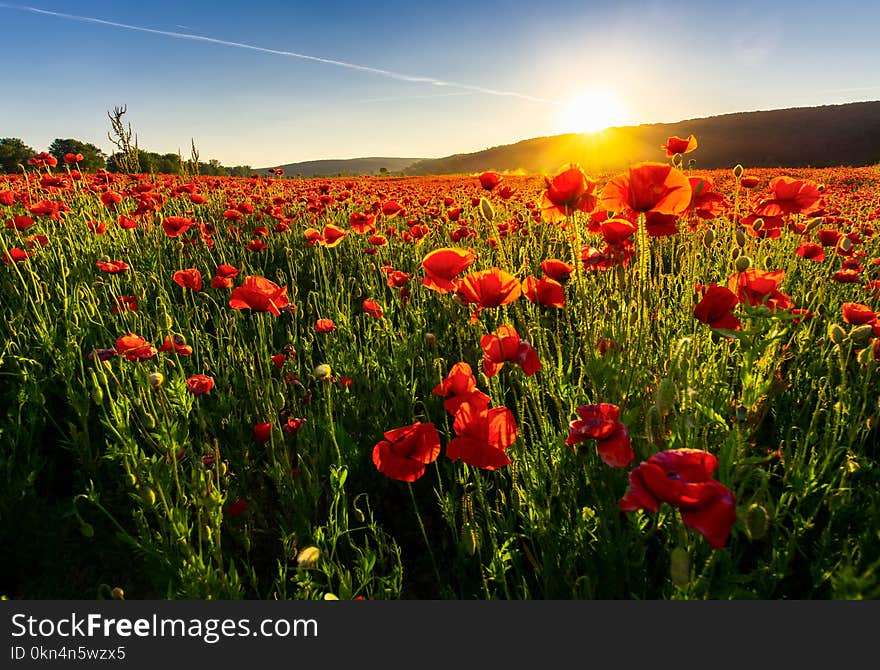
0;137;253;176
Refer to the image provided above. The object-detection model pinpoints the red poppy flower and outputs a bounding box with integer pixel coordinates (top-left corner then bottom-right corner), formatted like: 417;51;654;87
478;172;503;190
64;152;84;164
600;162;692;216
619;449;736;549
727;269;793;311
601;219;638;245
115;333;156;362
432;362;491;415
457;268;522;309
211;264;239;289
162;216;193;238
794;242;825;262
100;191;123;207
522;275;565;308
693;284;741;331
481;324;542;377
842;302;877;325
173;268;203;291
362;299;383;318
350;212;376;234
185;374;214;396
225;498;247;517
0;191;15;206
284;417;307;434
88;220;106;235
271;353;287;368
6;215;34;231
253;422;272;444
229;276;290;316
372;422;441;482
421;247;476;293
245;239;267;252
565;403;634;468
112;295;139;314
540;258;574;283
740;175;760;189
446;401;518;470
540;164;598;223
755;176;822;216
661;134;698;157
96;260;129;274
2;248;32;264
381;200;405;218
322;224;347;247
158;335;193;356
315;318;337;333
687;176;727;219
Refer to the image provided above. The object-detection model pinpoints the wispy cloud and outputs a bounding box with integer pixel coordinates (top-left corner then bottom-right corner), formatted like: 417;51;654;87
0;3;562;105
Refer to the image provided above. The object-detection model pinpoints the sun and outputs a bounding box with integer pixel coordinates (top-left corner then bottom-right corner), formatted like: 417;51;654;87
556;90;628;134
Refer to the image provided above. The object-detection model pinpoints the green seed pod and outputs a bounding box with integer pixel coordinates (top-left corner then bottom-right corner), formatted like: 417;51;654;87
732;164;744;179
90;385;104;404
478;197;495;222
735;255;752;273
828;324;846;345
654;378;677;417
670;547;691;587
850;324;874;349
745;503;770;541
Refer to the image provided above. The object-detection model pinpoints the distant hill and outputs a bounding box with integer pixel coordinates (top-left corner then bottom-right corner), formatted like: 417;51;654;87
259;157;421;177
404;101;880;176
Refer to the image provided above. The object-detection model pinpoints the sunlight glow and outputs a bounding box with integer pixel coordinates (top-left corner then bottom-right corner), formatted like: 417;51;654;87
556;90;628;134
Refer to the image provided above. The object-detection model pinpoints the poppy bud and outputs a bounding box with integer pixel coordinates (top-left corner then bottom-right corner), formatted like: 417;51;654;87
751;218;764;232
828;323;846;345
858;345;875;365
314;363;331;380
850;324;874;348
654;378;677;417
160;312;173;330
140;486;157;506
424;332;437;346
90;385;103;404
745;503;770;541
148;372;164;388
702;229;714;248
127;473;137;487
296;545;321;568
805;217;823;232
670;547;690;587
734;255;752;272
730;247;740;260
461;521;480;556
323;593;339;600
838;237;853;253
80;522;95;538
732;164;744;179
735;227;746;247
478;197;495;222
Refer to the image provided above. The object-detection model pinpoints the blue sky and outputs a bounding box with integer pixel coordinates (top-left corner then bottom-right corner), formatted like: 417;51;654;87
1;0;878;167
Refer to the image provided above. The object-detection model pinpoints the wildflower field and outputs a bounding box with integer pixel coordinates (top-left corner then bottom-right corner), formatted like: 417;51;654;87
3;144;880;600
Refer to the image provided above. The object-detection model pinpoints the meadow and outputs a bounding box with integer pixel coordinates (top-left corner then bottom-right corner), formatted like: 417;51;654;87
2;144;880;599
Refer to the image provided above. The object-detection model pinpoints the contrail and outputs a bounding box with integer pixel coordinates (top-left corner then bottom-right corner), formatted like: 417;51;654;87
0;3;562;105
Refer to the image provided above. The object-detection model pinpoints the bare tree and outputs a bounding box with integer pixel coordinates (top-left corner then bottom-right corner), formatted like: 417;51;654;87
107;105;139;173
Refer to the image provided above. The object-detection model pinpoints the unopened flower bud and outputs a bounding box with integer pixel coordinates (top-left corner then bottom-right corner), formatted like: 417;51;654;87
654;378;677;417
670;547;691;587
850;324;874;348
745;503;770;541
735;255;752;273
735;227;746;247
702;229;714;248
732;164;744;179
297;545;321;568
314;364;331;380
424;332;437;346
828;323;846;345
111;587;125;600
478;197;495;222
148;372;164;388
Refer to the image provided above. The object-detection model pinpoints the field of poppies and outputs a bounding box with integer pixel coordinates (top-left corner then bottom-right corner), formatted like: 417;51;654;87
3;140;880;600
